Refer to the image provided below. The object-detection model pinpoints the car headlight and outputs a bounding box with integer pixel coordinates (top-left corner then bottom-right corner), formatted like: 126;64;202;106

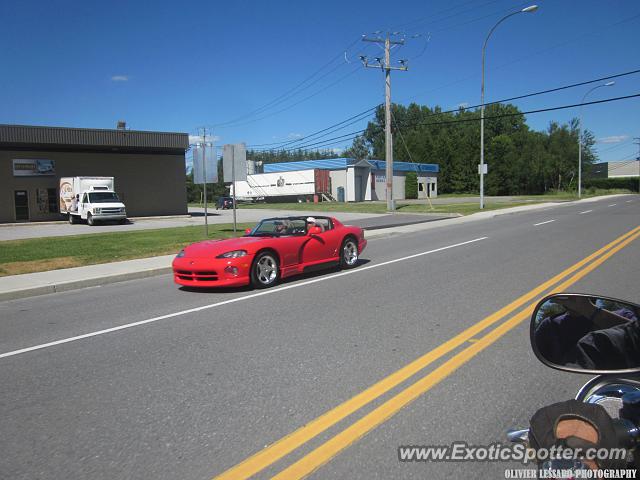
216;250;247;259
176;249;185;258
94;208;102;214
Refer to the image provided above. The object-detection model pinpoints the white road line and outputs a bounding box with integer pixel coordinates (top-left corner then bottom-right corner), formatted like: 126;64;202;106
533;220;556;226
0;236;488;360
626;200;633;203
578;210;593;215
608;204;617;207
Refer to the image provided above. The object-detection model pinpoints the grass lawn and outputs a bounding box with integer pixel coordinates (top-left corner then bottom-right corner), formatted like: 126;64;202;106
0;223;252;277
189;189;632;214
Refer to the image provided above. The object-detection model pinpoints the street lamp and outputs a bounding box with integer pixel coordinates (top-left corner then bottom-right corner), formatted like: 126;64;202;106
578;81;615;198
480;5;538;209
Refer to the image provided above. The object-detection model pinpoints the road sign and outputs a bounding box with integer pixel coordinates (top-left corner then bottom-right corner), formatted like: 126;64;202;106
193;145;217;184
223;143;247;183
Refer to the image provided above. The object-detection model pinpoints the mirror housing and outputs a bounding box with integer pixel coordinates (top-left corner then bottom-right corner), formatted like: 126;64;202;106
308;226;323;235
530;293;640;374
244;228;252;236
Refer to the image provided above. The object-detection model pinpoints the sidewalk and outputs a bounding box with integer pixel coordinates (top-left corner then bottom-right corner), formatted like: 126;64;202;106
0;195;633;302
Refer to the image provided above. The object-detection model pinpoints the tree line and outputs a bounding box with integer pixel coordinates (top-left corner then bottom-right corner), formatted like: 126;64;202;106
345;102;597;195
186;101;605;202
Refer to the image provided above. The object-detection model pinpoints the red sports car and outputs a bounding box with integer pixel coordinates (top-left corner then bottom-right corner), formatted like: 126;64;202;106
172;216;367;289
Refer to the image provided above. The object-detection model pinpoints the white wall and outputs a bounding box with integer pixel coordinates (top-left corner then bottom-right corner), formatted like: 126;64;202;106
346;167;355;202
234;169;316;199
329;170;346;200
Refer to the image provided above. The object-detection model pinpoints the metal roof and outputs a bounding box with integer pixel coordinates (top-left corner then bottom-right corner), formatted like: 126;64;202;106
0;124;189;151
263;158;439;174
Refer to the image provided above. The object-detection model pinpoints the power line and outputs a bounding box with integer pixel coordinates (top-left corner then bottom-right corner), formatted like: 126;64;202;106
248;105;379;148
217;66;365;130
252;67;640;153
214;37;363;128
273;92;640;153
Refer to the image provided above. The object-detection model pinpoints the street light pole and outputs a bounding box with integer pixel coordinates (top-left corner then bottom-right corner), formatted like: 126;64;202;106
480;5;538;209
578;81;615;198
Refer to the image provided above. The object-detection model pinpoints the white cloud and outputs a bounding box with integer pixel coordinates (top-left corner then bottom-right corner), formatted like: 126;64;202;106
597;135;629;144
457;102;469;109
111;75;129;82
287;132;303;139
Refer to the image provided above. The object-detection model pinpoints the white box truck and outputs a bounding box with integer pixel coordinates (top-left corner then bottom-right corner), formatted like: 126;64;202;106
59;177;127;225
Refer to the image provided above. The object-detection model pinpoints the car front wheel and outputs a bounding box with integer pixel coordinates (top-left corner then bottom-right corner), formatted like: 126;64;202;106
340;237;359;269
251;252;279;288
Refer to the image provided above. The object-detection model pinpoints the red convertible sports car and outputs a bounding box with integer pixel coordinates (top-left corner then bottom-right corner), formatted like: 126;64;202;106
172;216;367;289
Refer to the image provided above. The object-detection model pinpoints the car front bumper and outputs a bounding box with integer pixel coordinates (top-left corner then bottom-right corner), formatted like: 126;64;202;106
92;214;127;221
172;255;254;287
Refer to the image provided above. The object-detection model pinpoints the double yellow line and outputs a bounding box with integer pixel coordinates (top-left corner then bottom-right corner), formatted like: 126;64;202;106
215;225;640;480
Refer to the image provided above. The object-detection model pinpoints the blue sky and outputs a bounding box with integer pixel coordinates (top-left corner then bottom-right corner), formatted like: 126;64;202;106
1;0;639;164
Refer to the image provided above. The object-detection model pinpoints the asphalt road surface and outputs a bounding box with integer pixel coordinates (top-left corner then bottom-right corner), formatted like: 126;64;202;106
1;195;638;479
0;208;442;241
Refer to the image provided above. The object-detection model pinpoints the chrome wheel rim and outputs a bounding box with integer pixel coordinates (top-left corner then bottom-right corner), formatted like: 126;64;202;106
256;255;277;284
343;240;358;266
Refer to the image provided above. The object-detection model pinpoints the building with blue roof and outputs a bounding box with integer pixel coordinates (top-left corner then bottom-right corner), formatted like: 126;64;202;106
235;157;439;202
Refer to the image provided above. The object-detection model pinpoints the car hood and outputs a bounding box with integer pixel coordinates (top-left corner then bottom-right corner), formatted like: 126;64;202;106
182;236;271;258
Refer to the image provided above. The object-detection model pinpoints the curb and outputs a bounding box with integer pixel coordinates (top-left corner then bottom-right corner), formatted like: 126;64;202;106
0;266;173;302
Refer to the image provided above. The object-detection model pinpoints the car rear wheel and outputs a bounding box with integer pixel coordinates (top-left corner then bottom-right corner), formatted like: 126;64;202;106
340;237;359;269
68;214;76;224
251;252;279;288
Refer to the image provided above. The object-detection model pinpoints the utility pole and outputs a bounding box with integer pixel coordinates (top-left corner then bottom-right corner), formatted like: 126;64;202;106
634;137;640;161
201;127;209;237
360;33;407;212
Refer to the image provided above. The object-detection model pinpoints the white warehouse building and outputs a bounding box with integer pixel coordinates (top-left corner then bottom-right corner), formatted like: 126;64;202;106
233;158;439;202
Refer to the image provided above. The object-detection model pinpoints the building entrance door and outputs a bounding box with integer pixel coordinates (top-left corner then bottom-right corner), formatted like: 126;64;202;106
14;190;29;221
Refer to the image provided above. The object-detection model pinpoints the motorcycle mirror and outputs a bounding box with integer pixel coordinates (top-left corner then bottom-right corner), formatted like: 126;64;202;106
530;293;640;374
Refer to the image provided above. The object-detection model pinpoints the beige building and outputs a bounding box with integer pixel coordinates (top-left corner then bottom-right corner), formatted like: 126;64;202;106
1;124;189;223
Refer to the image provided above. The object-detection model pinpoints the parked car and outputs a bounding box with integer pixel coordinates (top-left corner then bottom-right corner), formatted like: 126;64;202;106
216;196;234;210
172;216;367;289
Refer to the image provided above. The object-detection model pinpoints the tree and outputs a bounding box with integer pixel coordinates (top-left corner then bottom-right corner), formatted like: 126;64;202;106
405;171;418;199
343;135;370;159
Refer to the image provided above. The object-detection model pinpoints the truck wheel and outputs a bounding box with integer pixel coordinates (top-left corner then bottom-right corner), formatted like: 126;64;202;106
87;213;95;226
68;214;76;225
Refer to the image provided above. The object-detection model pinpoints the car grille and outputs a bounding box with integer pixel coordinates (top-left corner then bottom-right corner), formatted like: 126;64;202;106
175;270;219;282
100;208;123;214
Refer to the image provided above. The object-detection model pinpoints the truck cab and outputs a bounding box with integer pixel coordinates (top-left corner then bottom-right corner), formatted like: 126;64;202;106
75;187;127;225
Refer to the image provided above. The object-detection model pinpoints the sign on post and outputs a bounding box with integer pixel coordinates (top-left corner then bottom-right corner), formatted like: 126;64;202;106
223;143;247;183
193;145;217;184
223;143;247;234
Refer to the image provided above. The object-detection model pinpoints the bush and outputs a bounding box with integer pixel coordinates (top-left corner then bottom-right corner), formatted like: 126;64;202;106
583;177;639;192
405;172;418;199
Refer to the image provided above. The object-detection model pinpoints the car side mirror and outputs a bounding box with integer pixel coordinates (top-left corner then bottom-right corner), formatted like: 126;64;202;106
530;293;640;374
308;226;322;235
244;228;252;235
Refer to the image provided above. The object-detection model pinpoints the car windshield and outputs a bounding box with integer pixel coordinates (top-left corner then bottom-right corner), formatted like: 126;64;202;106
88;192;120;203
249;218;307;237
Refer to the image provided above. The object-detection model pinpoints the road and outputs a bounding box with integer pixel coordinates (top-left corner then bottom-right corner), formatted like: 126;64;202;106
0;195;638;479
0;207;446;241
